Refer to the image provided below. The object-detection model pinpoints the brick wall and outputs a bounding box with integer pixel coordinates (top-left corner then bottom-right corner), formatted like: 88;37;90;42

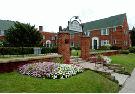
81;36;90;60
57;32;70;64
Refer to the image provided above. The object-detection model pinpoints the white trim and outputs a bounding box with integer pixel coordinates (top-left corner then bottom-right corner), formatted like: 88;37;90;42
101;28;109;35
92;37;99;49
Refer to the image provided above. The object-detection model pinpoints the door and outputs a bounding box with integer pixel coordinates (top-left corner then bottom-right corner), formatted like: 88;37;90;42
94;39;97;49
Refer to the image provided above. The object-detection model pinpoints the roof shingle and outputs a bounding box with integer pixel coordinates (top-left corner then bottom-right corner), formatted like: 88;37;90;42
83;13;126;31
0;20;15;30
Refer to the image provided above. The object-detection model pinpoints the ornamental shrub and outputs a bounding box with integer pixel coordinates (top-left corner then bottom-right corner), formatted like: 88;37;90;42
129;47;135;53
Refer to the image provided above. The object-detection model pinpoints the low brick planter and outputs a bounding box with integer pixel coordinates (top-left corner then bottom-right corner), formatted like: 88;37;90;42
0;54;62;73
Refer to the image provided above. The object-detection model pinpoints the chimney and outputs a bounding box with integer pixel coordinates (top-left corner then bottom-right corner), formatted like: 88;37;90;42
39;26;43;31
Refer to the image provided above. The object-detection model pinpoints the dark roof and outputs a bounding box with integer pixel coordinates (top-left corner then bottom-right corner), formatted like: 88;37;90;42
0;20;15;30
83;13;126;31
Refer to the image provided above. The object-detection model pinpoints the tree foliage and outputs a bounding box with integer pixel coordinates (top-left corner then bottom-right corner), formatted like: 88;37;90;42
5;22;43;47
130;27;135;46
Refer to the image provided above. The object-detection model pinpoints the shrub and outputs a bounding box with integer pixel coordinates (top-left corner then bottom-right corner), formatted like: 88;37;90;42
110;46;121;50
41;47;58;54
18;62;84;79
119;50;129;54
0;47;34;55
99;45;111;50
129;47;135;53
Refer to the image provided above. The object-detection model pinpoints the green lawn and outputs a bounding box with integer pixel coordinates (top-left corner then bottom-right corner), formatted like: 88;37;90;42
111;53;135;73
71;50;81;56
0;70;119;93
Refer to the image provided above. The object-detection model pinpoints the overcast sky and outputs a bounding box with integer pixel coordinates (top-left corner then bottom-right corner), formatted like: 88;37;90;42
0;0;135;32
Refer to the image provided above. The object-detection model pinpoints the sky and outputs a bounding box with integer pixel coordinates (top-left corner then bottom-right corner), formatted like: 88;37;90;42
0;0;135;32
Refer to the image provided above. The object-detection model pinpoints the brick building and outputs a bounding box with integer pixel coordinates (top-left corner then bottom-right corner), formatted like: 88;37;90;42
39;26;57;47
63;13;131;49
82;13;131;49
0;13;131;49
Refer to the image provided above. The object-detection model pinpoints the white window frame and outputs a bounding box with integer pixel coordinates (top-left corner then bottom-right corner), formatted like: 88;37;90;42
101;40;109;46
87;31;90;36
101;28;109;35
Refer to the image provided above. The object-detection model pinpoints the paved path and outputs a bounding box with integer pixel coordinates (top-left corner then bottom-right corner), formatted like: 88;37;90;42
70;57;129;86
119;68;135;93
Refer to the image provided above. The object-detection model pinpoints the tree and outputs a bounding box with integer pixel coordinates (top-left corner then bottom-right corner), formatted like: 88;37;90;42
130;27;135;46
5;22;43;47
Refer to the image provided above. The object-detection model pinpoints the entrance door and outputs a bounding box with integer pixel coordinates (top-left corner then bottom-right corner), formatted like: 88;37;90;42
94;39;97;49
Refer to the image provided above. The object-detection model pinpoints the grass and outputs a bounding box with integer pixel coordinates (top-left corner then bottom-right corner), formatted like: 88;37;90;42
0;70;119;93
111;53;135;73
71;50;81;56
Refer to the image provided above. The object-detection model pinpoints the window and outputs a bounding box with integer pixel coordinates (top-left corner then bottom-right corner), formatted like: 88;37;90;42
76;42;80;47
101;40;109;46
46;40;51;47
51;36;55;40
0;30;4;35
84;32;87;36
70;41;74;47
4;30;7;35
43;36;45;39
124;30;128;35
113;40;117;44
113;27;116;32
70;34;74;39
87;32;90;36
101;28;109;35
124;41;128;46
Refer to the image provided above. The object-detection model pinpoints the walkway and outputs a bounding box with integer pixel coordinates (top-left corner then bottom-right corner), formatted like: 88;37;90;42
70;57;129;86
119;68;135;93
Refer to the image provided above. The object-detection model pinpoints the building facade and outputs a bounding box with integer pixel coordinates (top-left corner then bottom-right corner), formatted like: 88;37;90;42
39;26;57;47
0;13;131;49
83;13;131;49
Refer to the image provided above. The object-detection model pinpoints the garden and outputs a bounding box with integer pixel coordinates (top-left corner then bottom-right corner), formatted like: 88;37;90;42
0;22;135;93
0;53;135;92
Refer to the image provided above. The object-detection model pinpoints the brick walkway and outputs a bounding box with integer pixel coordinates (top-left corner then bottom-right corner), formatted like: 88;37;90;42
119;68;135;93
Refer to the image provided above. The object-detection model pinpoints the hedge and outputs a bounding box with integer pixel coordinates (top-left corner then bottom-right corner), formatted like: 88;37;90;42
41;47;58;54
0;47;58;55
0;47;34;55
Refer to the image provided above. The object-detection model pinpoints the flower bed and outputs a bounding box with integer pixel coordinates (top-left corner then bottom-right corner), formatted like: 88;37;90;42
102;56;112;64
18;62;84;79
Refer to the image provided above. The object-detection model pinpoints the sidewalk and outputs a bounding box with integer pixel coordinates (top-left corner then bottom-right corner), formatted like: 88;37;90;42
119;68;135;93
